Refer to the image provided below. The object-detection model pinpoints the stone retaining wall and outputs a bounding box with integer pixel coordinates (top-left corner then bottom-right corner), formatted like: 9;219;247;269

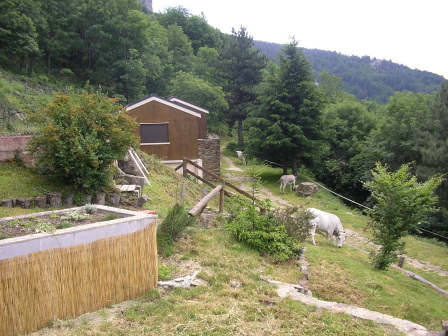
0;191;122;209
0;135;33;165
198;137;220;178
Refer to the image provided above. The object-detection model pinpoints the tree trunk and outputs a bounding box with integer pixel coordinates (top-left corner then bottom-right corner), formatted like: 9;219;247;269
282;162;288;175
237;118;244;148
47;52;51;76
292;159;298;176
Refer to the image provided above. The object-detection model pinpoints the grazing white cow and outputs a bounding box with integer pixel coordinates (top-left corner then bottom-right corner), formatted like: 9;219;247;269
307;208;346;247
277;174;296;193
235;151;247;165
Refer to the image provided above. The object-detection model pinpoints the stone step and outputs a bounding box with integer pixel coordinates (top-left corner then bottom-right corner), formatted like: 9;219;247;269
116;185;140;197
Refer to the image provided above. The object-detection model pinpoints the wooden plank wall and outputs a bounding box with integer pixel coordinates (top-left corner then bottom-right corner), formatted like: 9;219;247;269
128;101;199;160
198;111;207;139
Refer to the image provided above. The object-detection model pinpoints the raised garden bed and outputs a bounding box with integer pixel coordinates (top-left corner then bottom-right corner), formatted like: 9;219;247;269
0;205;124;239
0;205;158;336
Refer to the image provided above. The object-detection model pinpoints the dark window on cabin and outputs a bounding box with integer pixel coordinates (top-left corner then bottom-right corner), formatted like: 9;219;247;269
140;123;169;144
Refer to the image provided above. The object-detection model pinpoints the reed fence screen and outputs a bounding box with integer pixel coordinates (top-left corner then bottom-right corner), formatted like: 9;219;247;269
0;221;157;335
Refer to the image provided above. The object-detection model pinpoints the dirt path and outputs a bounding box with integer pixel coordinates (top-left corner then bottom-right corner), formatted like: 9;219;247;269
221;155;294;208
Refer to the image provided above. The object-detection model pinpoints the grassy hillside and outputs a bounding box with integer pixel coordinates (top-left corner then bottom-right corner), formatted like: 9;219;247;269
1;151;447;335
0;68;82;136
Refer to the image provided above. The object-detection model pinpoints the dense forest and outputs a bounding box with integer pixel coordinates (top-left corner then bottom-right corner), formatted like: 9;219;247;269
255;41;445;103
0;0;447;241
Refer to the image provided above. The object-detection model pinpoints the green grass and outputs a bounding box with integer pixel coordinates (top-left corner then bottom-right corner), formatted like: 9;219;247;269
221;159;448;328
403;235;448;270
235;161;446;266
305;240;448;330
0;163;66;199
0;206;43;218
38;228;404;335
0;70;59;136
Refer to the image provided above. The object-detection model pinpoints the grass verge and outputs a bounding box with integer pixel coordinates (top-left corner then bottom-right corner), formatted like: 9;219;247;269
0;162;66;200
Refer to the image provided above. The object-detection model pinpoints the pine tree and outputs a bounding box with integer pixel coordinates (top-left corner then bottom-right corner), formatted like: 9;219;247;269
246;38;324;174
220;26;266;147
416;81;448;237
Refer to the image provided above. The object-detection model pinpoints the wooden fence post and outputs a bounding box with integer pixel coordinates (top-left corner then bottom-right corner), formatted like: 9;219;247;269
182;157;187;178
219;181;226;213
219;189;225;213
181;156;263;214
180;183;186;204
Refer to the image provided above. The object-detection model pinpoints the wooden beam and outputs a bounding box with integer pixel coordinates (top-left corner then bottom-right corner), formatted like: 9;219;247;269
182;157;262;212
174;162;184;171
188;185;223;217
128;149;150;185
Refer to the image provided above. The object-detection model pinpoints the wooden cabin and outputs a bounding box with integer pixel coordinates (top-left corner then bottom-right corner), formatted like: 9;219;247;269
126;95;209;172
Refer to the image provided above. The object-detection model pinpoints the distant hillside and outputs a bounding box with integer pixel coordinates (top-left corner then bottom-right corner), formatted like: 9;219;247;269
254;40;445;103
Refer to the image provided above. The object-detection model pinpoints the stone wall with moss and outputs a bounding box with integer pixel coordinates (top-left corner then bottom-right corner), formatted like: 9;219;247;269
198;137;220;178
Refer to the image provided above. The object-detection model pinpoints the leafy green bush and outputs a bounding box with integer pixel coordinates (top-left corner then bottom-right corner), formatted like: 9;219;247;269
158;264;173;281
29;90;138;193
226;141;238;152
273;206;314;243
364;162;443;270
225;197;307;261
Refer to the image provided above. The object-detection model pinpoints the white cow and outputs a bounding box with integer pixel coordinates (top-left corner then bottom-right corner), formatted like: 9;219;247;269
307;208;346;247
277;174;296;193
235;151;247;165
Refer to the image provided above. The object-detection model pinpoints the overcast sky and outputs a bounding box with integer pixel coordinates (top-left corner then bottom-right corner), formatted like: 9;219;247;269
153;0;447;79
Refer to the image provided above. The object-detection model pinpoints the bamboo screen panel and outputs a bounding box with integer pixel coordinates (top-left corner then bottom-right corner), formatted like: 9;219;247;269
0;221;157;336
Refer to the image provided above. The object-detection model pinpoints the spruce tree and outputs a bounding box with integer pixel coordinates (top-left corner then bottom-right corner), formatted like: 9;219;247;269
246;38;324;174
220;26;266;147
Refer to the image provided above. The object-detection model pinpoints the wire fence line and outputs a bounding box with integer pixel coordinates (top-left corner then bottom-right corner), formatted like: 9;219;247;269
263;159;373;211
263;159;448;241
0;105;34;136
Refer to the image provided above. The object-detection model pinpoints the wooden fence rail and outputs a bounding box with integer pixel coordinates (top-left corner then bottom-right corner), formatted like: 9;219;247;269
176;157;263;216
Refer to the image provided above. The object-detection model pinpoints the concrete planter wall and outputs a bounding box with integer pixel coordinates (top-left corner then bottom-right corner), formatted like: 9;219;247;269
0;205;158;336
